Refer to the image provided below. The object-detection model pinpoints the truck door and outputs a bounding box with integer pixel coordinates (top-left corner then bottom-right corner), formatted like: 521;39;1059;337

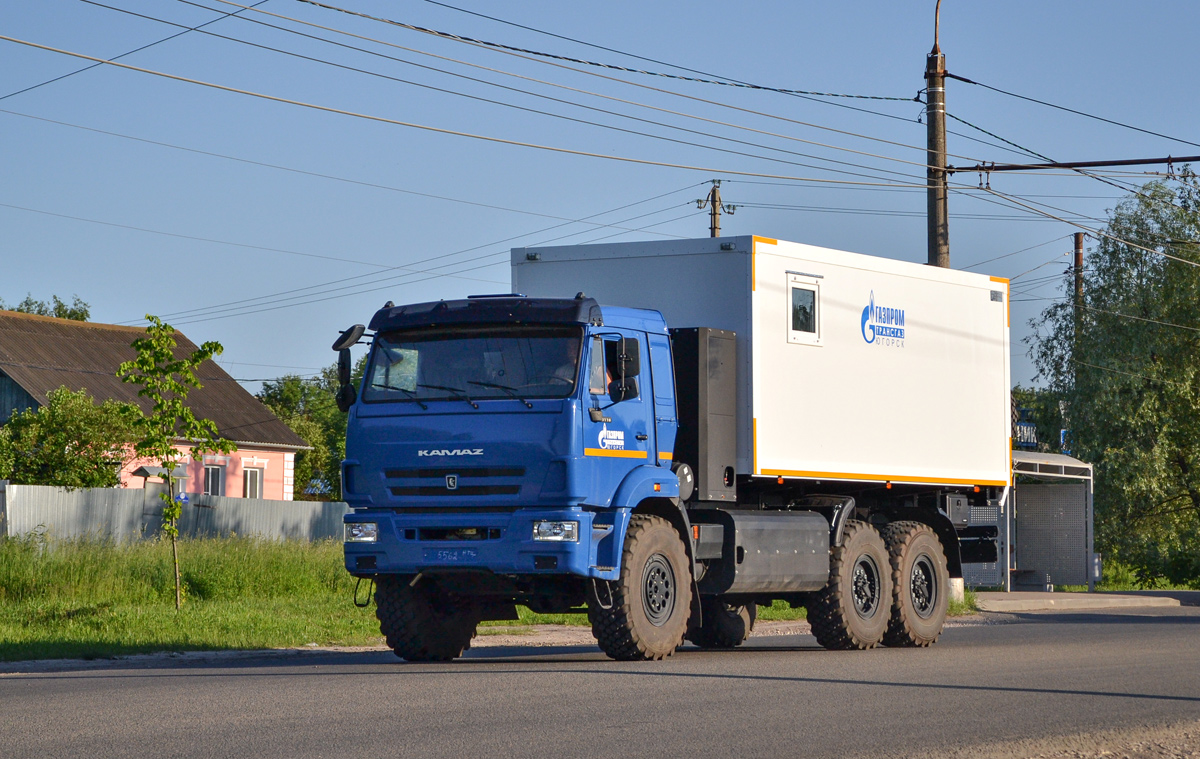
648;334;676;468
585;331;652;503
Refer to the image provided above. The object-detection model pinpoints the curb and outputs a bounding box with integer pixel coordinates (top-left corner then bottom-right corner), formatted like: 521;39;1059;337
975;593;1181;612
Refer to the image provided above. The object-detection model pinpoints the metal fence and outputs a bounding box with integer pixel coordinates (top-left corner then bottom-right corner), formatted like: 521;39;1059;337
0;481;348;542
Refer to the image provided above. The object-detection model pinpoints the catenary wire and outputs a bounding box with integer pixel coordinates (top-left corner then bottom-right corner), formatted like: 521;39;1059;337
0;0;268;101
195;0;973;175
947;71;1200;151
208;0;989;165
79;0;925;184
141;187;700;323
0;33;947;189
961;235;1072;270
166;204;701;326
294;0;926;129
0;109;714;231
415;0;910;102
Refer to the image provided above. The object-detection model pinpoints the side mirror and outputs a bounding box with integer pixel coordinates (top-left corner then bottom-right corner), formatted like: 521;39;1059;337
604;337;640;380
338;348;352;387
332;324;365;352
608;376;639;403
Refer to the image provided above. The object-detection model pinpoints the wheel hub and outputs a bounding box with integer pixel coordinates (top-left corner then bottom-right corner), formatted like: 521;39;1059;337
642;554;676;626
910;553;938;618
852;555;880;618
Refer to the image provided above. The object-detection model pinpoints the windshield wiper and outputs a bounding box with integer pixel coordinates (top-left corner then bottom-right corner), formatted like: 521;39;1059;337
370;382;428;410
468;380;533;408
417;383;480;409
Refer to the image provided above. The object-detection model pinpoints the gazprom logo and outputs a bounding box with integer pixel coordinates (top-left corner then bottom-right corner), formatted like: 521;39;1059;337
861;291;906;347
598;424;625;450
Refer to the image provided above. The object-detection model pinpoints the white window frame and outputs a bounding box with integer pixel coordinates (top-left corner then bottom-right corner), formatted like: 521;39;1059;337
786;272;823;347
203;465;224;496
243;467;263;499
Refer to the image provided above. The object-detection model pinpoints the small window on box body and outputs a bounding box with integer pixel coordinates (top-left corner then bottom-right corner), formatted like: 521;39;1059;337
787;273;822;346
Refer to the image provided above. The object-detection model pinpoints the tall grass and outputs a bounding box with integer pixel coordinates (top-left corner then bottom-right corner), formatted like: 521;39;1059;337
0;535;381;661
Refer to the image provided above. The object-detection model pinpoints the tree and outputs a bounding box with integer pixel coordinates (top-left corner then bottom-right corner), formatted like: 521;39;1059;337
1030;171;1200;586
257;356;365;500
0;387;141;488
0;293;90;321
117;316;235;609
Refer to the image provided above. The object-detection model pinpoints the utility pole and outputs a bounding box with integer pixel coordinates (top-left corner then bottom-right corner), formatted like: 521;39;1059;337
696;179;735;238
926;0;950;267
1073;232;1085;311
1073;232;1085;341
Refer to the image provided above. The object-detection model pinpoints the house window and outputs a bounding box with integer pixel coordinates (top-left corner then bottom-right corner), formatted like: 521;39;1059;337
786;272;822;346
244;467;263;500
203;465;224;496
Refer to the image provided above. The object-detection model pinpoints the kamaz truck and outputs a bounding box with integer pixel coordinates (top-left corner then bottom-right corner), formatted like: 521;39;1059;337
337;235;1010;661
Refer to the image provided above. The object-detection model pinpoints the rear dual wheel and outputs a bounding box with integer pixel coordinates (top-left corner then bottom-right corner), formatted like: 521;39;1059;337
881;521;949;647
808;520;892;650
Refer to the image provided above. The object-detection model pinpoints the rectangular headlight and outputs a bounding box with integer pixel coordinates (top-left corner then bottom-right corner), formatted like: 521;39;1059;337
345;522;378;543
532;520;578;542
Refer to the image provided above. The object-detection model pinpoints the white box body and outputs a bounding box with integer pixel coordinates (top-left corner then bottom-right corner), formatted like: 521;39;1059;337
512;235;1011;488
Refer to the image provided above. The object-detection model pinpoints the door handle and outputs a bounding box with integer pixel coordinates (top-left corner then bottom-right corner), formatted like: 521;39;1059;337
636;433;648;441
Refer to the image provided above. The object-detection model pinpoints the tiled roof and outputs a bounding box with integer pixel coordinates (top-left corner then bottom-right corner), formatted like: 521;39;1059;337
0;310;308;450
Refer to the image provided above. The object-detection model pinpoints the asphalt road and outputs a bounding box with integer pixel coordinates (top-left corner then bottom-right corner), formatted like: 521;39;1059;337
3;608;1199;759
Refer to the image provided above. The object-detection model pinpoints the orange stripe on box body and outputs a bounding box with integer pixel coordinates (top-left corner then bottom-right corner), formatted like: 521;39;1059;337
759;468;1007;488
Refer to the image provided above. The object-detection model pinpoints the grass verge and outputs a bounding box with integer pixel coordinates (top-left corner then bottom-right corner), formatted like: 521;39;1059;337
1;535;979;661
0;535;381;661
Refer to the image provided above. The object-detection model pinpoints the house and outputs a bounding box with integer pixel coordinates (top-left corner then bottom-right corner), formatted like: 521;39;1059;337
0;310;309;500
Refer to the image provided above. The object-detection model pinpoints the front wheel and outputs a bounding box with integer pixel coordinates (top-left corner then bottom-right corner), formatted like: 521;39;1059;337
375;576;479;662
590;514;693;661
807;520;892;650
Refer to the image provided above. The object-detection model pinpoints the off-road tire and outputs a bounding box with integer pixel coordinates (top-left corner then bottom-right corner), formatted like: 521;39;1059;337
589;514;693;661
375;576;479;662
881;521;949;647
686;598;756;649
808;520;892;650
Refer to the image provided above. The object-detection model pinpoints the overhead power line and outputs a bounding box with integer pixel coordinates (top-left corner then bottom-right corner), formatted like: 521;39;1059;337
298;0;914;103
953;155;1200;175
140;185;700;324
961;236;1071;270
0;33;936;188
80;0;923;184
982;187;1200;269
0;108;709;232
946;71;1200;150
0;0;267;101
205;0;988;168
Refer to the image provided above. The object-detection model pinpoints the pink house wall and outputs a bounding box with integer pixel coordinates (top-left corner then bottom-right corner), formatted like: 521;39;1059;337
119;444;297;500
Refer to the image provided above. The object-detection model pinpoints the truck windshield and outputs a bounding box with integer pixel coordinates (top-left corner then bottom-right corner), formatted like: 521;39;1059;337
363;325;584;404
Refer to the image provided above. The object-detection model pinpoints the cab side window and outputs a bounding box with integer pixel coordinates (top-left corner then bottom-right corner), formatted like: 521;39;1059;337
588;337;607;395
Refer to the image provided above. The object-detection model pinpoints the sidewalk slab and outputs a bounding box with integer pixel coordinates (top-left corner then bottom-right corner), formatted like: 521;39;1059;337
975;591;1181;612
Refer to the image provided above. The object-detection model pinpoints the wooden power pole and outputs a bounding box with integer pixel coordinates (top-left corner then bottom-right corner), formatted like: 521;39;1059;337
697;180;735;238
926;0;950;267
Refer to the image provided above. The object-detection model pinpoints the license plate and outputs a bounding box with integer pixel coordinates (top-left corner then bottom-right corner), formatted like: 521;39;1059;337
422;548;479;563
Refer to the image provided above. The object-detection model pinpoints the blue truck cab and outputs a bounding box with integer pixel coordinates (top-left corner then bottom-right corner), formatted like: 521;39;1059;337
342;294;681;586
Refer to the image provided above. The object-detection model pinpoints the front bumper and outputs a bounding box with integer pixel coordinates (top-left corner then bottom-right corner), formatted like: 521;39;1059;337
343;507;622;581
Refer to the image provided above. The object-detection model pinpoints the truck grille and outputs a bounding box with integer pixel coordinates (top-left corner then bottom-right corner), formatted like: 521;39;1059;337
386;467;526;498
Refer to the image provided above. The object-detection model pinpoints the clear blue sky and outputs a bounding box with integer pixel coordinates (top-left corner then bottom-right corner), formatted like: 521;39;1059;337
3;0;1197;390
